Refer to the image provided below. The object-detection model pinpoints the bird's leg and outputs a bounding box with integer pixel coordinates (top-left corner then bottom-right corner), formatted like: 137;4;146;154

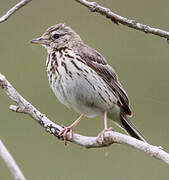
59;114;84;144
97;111;114;143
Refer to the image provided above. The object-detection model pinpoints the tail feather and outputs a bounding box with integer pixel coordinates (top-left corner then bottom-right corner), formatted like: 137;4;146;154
120;115;147;142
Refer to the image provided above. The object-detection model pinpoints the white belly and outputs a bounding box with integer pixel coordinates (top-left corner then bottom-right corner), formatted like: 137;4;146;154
46;52;117;117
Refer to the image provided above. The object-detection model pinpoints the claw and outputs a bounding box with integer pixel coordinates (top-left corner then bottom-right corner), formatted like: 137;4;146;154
96;127;114;143
59;126;74;145
58;114;84;145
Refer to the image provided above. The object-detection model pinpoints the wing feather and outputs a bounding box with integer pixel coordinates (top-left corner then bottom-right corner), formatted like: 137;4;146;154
75;43;132;116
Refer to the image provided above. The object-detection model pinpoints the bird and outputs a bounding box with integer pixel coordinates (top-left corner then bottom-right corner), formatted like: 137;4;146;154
30;23;146;143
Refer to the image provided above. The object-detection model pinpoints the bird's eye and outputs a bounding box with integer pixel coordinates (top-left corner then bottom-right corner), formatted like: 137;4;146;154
52;34;60;40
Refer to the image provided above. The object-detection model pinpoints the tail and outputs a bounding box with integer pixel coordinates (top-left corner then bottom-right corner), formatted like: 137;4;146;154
120;115;147;142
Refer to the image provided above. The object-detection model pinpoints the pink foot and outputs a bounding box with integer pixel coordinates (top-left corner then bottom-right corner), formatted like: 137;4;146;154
59;126;74;145
97;127;114;143
58;114;84;145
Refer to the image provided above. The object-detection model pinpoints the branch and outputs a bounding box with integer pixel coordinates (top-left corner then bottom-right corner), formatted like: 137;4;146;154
0;140;26;180
75;0;169;43
0;0;32;23
0;73;169;165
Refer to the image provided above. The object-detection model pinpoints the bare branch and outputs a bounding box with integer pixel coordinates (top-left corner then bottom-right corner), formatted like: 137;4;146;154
0;0;32;23
0;140;26;180
75;0;169;43
1;73;169;165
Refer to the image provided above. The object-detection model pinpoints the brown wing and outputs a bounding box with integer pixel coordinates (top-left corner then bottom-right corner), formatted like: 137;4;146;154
75;43;132;116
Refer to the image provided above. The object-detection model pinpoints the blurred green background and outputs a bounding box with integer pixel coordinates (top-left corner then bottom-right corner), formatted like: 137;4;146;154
0;0;169;179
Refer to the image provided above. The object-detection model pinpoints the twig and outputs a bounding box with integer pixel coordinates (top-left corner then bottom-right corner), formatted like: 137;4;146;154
1;73;169;165
0;140;26;180
75;0;169;43
0;0;32;23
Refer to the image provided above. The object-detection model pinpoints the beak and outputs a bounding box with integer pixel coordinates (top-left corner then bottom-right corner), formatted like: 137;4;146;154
30;37;49;45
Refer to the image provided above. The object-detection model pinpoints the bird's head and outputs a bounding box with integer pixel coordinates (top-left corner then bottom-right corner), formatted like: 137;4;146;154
30;23;82;51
